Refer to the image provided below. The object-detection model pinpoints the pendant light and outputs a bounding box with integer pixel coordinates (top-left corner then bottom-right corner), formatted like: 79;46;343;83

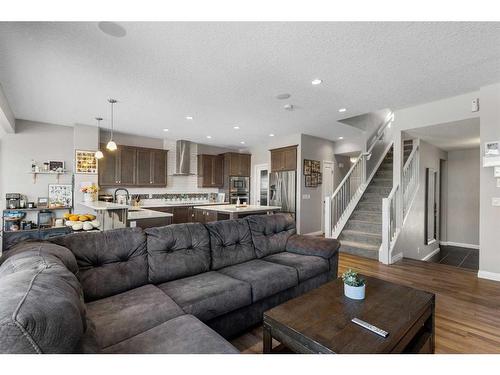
106;98;118;151
95;117;104;159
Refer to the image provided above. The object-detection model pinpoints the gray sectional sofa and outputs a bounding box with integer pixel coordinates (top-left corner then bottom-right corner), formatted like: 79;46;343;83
0;214;340;354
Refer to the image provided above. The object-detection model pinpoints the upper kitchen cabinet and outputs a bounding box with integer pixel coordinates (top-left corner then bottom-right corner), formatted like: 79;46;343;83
197;154;224;188
270;145;297;172
222;152;251;177
98;144;168;187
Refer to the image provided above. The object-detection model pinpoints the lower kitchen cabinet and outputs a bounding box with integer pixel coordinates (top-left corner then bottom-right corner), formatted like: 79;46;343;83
148;206;195;224
193;209;218;224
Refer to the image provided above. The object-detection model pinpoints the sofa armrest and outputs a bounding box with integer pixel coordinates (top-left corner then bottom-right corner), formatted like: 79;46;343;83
285;235;340;259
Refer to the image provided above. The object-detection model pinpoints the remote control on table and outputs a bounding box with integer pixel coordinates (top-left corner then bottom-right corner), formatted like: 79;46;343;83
351;318;389;338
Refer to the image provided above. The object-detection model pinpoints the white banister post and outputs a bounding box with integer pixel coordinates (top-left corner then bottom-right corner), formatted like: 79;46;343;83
324;196;332;238
380;198;390;264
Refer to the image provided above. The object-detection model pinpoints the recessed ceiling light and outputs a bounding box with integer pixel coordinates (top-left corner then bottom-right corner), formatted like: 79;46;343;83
163;128;169;132
185;116;193;120
269;133;275;137
339;136;344;140
240;141;245;144
98;22;127;38
206;135;212;139
338;108;347;113
283;104;294;111
276;93;291;100
311;79;323;85
233;126;240;130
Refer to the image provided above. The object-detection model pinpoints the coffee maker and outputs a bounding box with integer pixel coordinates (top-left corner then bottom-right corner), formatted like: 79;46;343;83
6;193;22;209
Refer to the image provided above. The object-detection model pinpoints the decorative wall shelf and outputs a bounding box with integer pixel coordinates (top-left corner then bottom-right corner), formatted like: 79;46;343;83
29;171;68;183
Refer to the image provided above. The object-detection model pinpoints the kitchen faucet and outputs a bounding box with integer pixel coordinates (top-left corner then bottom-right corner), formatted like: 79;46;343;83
114;188;130;205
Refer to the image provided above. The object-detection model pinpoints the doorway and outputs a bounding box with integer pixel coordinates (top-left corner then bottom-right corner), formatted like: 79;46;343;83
322;161;335;233
253;163;269;206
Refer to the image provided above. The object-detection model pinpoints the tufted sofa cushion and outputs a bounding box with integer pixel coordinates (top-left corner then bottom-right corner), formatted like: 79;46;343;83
206;219;256;270
51;228;148;302
0;249;86;353
145;223;211;284
246;213;296;258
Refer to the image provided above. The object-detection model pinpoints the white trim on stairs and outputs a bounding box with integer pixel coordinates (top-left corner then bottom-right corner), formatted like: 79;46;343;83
391;252;403;263
478;270;500;282
421;247;440;261
440;241;479;250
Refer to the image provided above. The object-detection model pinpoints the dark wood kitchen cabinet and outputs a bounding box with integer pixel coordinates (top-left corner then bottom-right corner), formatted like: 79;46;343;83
193;209;218;224
99;144;168;187
270;145;297;172
198;154;224;188
148;206;194;224
222;152;251;177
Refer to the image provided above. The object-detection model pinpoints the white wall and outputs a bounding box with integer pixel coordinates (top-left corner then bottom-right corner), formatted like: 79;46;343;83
479;83;500;280
0;120;74;218
444;148;480;247
300;134;336;234
394;140;447;260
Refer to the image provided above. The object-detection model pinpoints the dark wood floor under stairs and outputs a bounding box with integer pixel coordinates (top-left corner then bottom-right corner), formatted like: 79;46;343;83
230;253;500;354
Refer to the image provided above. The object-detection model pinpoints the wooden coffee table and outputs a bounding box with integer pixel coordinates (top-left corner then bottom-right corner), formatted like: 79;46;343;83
263;276;435;354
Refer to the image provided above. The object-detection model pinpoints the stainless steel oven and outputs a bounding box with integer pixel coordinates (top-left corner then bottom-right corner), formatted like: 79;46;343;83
229;176;249;193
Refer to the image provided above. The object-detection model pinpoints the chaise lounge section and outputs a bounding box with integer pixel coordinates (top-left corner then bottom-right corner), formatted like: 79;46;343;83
0;214;340;354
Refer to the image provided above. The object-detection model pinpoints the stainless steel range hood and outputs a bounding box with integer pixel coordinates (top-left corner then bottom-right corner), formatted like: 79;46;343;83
173;140;195;176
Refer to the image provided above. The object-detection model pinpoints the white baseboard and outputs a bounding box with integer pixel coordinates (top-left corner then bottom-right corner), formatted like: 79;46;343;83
304;231;323;236
440;241;479;250
391;252;403;263
478;270;500;282
422;247;440;261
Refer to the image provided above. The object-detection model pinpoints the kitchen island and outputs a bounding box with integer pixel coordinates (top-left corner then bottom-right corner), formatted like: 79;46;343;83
193;204;281;221
80;201;173;230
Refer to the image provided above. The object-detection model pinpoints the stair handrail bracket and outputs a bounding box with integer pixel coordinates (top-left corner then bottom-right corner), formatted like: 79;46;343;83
380;141;420;264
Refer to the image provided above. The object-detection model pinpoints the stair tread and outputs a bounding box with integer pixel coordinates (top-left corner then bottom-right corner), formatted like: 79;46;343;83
347;218;382;225
339;240;380;251
341;229;382;238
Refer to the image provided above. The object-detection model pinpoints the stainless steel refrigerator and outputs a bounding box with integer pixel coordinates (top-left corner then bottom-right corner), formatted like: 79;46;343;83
269;170;296;216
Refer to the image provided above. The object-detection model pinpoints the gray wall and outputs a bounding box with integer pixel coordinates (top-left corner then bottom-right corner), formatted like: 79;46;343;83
395;140;447;260
479;83;500;278
300;134;336;234
444;148;480;246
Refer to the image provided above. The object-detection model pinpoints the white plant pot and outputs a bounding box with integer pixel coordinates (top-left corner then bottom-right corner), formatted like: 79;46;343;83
83;193;96;203
344;283;366;300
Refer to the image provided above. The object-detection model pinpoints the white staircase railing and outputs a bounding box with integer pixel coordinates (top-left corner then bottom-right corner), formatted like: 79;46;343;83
325;112;394;239
380;141;420;264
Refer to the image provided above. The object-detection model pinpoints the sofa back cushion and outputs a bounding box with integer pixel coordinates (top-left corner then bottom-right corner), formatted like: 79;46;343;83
145;223;210;284
0;250;86;353
206;219;256;270
246;214;296;258
51;228;148;302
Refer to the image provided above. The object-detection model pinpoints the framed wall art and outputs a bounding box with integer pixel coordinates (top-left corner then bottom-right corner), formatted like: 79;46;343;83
75;150;98;174
303;159;312;175
48;184;73;208
48;161;65;172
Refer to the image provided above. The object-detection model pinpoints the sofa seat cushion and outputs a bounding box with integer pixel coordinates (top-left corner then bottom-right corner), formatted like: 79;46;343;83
263;252;329;282
103;315;238;354
206;219;256;270
158;271;252;321
246;214;296;258
145;223;211;284
218;259;298;302
86;284;184;349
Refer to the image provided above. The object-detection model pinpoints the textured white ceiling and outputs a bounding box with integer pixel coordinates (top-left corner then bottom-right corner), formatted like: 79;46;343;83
405;118;480;151
0;22;499;148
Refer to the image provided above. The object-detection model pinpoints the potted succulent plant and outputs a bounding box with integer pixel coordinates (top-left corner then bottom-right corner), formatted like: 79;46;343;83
342;269;366;300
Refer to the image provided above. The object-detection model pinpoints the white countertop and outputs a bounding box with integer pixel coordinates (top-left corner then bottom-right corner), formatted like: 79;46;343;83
80;201;129;210
127;208;173;220
140;201;229;208
193;204;282;213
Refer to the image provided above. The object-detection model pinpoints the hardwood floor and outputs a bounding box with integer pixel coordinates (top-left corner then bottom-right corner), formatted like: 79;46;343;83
230;253;500;353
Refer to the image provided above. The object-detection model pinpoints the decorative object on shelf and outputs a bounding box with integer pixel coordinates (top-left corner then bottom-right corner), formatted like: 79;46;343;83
76;150;98;174
342;269;366;300
37;210;54;228
27;202;35;208
80;184;98;202
48;184;73;208
48;161;65;172
95;117;104;159
37;197;48;208
43;162;50;172
106;98;118;151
